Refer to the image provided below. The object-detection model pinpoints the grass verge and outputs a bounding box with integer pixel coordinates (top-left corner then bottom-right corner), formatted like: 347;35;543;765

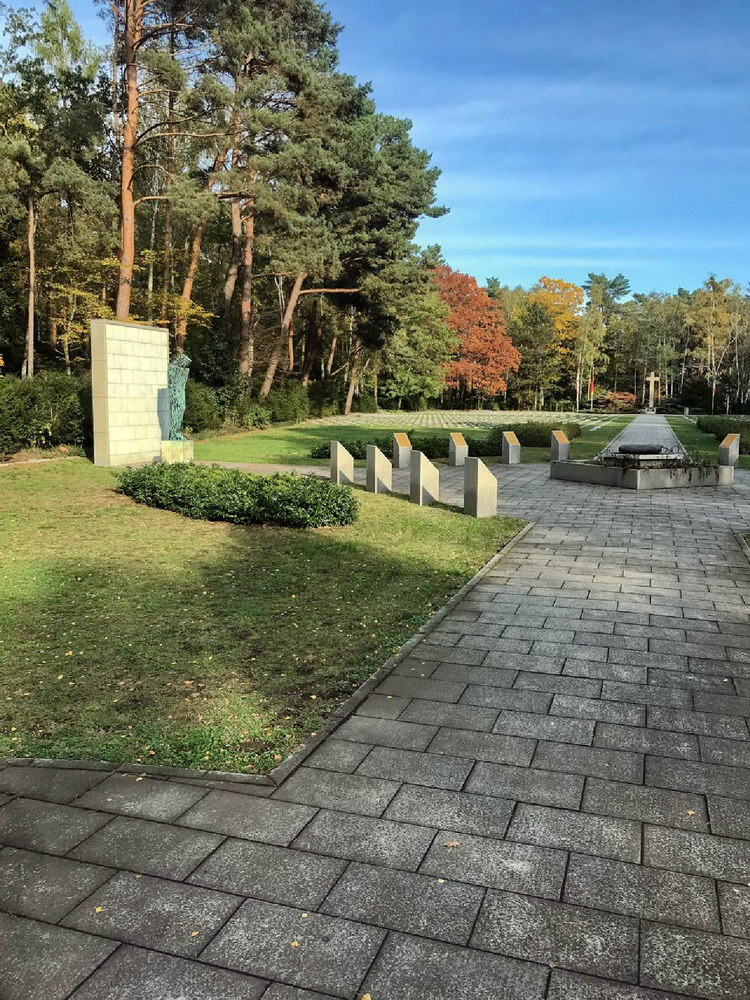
0;460;523;773
667;416;750;470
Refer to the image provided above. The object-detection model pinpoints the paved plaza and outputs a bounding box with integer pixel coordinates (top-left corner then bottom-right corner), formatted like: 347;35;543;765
1;417;749;999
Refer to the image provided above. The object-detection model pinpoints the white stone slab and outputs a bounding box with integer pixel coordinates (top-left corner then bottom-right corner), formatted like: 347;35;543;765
464;457;497;517
718;433;740;467
448;432;469;467
330;441;354;485
366;445;392;493
393;432;412;469
501;431;520;465
410;451;439;506
550;429;570;462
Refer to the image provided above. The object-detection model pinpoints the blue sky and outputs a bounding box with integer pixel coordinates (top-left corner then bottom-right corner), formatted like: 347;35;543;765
70;0;750;294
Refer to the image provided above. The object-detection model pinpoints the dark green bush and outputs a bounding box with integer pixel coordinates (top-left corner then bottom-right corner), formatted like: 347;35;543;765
184;381;221;433
116;463;358;528
351;392;378;413
695;416;750;454
486;421;581;450
266;381;310;423
0;373;85;456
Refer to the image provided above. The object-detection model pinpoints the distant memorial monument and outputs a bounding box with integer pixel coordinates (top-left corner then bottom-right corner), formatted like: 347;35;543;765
645;371;660;412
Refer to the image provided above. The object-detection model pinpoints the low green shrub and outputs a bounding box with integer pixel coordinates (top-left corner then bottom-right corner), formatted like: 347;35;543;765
486;420;581;450
116;463;358;528
266;380;310;423
350;393;378;413
184;381;222;433
0;373;85;456
695;415;750;454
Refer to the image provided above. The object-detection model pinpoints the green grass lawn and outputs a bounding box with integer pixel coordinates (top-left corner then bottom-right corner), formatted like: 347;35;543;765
0;460;523;773
195;414;635;467
667;416;750;470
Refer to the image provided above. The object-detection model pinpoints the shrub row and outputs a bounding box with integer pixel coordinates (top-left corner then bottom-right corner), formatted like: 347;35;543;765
310;421;582;460
695;415;750;454
0;373;86;457
116;463;358;528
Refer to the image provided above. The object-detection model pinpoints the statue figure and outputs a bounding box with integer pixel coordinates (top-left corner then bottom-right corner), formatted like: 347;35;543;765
167;353;191;441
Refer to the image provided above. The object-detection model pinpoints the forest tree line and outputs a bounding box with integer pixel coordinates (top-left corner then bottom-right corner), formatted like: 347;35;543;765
1;0;749;417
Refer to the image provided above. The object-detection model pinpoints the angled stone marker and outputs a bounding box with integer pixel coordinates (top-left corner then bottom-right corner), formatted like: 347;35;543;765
464;457;497;517
366;445;392;493
501;430;521;465
448;432;469;467
393;432;412;469
718;433;740;468
410;451;440;506
330;441;354;485
551;429;570;462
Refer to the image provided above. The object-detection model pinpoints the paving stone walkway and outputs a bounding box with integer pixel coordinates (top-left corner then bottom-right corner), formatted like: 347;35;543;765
1;446;750;999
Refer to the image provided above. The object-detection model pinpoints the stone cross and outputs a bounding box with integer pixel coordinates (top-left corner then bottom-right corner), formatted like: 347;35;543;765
646;371;660;409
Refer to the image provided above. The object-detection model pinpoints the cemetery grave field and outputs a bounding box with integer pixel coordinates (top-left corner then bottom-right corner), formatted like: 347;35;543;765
0;460;522;774
668;414;750;469
195;411;634;467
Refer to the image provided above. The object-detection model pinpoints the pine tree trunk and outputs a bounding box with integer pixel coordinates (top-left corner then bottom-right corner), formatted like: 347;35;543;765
259;272;306;398
237;210;255;378
301;304;322;386
222;198;243;323
116;0;140;320
174;218;207;351
326;333;337;375
24;196;36;378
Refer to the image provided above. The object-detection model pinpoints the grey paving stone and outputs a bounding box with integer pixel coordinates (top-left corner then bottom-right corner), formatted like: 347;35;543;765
552;694;645;726
354;693;411;718
471;889;639;982
73;773;207;821
459;685;551;714
0;765;107;804
189;838;346;908
708;795;750;839
508;802;640;862
320;861;484;943
602;680;692;709
62;870;240;957
533;742;643;783
261;988;336;1000
583;777;709;831
564;853;720;931
273;767;398;816
431;662;518;686
0;797;110;853
646;755;750;800
0;848;112;921
177;790;316;844
68;815;222;878
383;782;513;838
594;723;699;760
493;709;595;745
375;674;467;702
640;920;750;1000
201;899;385;998
694;691;750;717
548;970;690;1000
648;706;748;739
718;881;750;938
356;745;472;790
416;642;490;664
699;735;750;767
332;715;437;750
428;727;536;765
644;824;750;883
515;671;603;697
649;668;735;693
304;739;372;773
485;651;565;673
0;912;117;1000
393;656;439;676
361;929;548;1000
465;760;584;809
400;697;499;731
420;828;567;898
69;945;267;999
563;660;646;684
533;641;608;662
292;808;435;870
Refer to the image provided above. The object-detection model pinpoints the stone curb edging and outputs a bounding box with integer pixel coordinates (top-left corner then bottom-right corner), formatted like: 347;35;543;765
734;528;750;567
0;519;535;791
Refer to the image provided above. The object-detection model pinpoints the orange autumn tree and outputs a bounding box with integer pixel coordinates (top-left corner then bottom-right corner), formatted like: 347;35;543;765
434;265;520;404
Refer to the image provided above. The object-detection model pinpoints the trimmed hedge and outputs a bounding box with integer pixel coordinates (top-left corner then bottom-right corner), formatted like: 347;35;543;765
695;416;750;454
184;381;222;432
0;373;85;457
116;463;358;528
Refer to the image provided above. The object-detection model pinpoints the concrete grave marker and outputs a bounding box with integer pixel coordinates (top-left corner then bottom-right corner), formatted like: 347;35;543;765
501;430;521;465
464;457;497;518
551;429;570;462
366;445;392;493
645;371;660;411
410;451;440;506
448;432;469;467
718;433;740;468
330;441;354;485
393;432;412;469
683;407;690;417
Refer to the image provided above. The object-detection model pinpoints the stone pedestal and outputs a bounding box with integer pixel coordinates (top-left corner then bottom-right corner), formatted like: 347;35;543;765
330;441;354;485
464;457;497;518
449;432;469;467
551;430;570;462
410;451;440;506
160;440;193;464
501;431;521;465
718;433;740;467
366;445;392;493
683;407;690;417
393;432;412;469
